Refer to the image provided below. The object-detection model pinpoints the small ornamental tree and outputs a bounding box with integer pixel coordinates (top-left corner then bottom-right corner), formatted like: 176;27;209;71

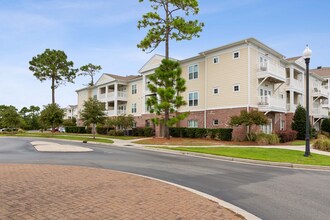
81;98;106;139
146;59;188;139
230;110;269;141
292;105;311;140
117;114;135;135
79;63;102;86
40;104;64;133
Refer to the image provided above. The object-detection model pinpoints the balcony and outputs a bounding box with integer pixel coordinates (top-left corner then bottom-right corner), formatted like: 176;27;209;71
286;103;299;112
98;93;106;100
257;62;286;84
312;107;329;118
312;86;328;99
285;78;303;93
105;110;115;116
322;100;329;108
118;110;127;115
258;95;286;112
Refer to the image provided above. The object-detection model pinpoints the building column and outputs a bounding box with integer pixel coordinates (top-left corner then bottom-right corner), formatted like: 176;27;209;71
290;90;294;112
290;67;294;83
114;100;118;116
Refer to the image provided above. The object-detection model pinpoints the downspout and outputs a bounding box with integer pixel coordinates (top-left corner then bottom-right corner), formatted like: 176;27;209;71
246;40;251;112
202;52;207;128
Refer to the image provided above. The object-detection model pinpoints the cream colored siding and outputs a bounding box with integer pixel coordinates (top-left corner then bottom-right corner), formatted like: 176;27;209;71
180;60;205;111
127;79;143;116
206;47;249;108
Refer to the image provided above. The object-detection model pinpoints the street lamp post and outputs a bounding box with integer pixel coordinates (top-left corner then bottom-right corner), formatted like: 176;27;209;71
303;45;312;157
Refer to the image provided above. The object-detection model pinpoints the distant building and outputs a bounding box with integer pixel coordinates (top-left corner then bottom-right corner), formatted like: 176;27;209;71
63;105;78;120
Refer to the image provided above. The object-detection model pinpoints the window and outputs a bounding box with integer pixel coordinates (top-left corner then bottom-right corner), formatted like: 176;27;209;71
189;92;199;106
132;84;137;94
233;51;240;59
131;103;137;113
188;120;198;128
213;119;219;126
189;64;198;80
132;122;137;128
233;84;240;92
280;120;285;130
213;87;219;95
213;57;219;64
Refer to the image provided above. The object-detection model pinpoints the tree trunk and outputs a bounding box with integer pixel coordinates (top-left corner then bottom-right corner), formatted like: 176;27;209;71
165;1;169;60
164;108;170;139
93;123;96;139
51;76;55;133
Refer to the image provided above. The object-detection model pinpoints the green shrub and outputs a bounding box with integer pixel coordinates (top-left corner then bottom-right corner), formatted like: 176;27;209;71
96;127;108;135
65;126;86;133
321;118;330;133
132;127;154;137
291;105;311;140
108;130;125;136
276;130;298;143
218;128;233;141
143;127;154;137
255;133;279;145
313;138;330;152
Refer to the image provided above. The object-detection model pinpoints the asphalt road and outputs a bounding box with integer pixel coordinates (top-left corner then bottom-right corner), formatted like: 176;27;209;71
1;137;330;220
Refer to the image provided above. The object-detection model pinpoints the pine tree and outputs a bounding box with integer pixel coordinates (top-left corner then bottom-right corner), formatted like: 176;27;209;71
291;105;310;140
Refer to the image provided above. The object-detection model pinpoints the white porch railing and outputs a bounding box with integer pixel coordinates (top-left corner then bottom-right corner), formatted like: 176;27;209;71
258;62;286;81
117;91;127;98
312;86;328;97
312;107;329;117
99;93;106;99
286;78;303;91
118;110;126;115
105;110;115;116
258;95;286;111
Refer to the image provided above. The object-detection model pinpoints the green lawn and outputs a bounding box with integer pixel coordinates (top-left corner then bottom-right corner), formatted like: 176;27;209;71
166;147;330;166
0;133;114;144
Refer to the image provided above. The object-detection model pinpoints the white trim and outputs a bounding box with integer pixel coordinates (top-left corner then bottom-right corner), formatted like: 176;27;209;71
188;64;199;80
213;56;219;64
213;87;219;95
212;119;219;126
201;45;248;59
233;51;240;59
233;84;240;92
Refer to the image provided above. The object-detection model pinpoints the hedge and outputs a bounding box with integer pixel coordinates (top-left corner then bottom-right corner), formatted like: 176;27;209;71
65;126;87;133
169;127;233;141
276;130;298;143
132;127;155;137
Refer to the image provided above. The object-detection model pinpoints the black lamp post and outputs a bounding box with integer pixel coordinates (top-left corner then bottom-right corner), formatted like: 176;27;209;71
303;45;312;157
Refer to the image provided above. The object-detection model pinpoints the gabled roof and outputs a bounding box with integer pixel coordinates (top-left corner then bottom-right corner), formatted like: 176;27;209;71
311;67;330;78
138;54;165;73
286;56;302;62
199;37;286;59
106;74;140;82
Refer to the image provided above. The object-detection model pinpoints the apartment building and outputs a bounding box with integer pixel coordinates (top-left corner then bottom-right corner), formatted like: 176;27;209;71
63;105;78;120
76;38;329;140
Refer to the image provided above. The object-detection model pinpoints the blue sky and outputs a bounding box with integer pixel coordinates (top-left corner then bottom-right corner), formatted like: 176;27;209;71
0;0;329;109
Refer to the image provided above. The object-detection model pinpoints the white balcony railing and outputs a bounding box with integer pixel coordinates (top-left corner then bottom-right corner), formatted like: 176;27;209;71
286;78;303;91
312;86;328;98
257;62;286;83
258;95;286;111
286;103;299;111
312;107;329;118
117;91;127;98
99;93;106;99
118;110;126;115
105;110;115;116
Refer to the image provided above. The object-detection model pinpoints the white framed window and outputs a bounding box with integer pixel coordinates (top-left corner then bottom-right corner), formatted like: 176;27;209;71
213;56;219;64
213;119;219;126
233;51;240;59
213;87;219;95
132;122;137;128
189;92;199;106
188;120;198;128
132;84;137;94
189;64;198;80
131;103;137;113
233;84;240;92
280;120;285;130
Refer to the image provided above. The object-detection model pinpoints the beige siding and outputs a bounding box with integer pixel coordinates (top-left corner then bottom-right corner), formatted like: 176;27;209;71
127;79;143;116
206;47;249;108
180;60;206;111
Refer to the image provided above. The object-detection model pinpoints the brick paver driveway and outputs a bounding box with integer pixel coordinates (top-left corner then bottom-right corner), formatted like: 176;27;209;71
0;164;242;220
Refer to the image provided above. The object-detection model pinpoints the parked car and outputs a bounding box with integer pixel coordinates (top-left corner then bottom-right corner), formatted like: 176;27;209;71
58;127;65;133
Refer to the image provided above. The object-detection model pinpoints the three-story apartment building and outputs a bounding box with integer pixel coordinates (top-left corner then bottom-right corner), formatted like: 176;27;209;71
76;38;329;140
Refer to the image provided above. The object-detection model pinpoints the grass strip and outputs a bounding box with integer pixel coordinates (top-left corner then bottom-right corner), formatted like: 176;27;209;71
166;147;330;166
